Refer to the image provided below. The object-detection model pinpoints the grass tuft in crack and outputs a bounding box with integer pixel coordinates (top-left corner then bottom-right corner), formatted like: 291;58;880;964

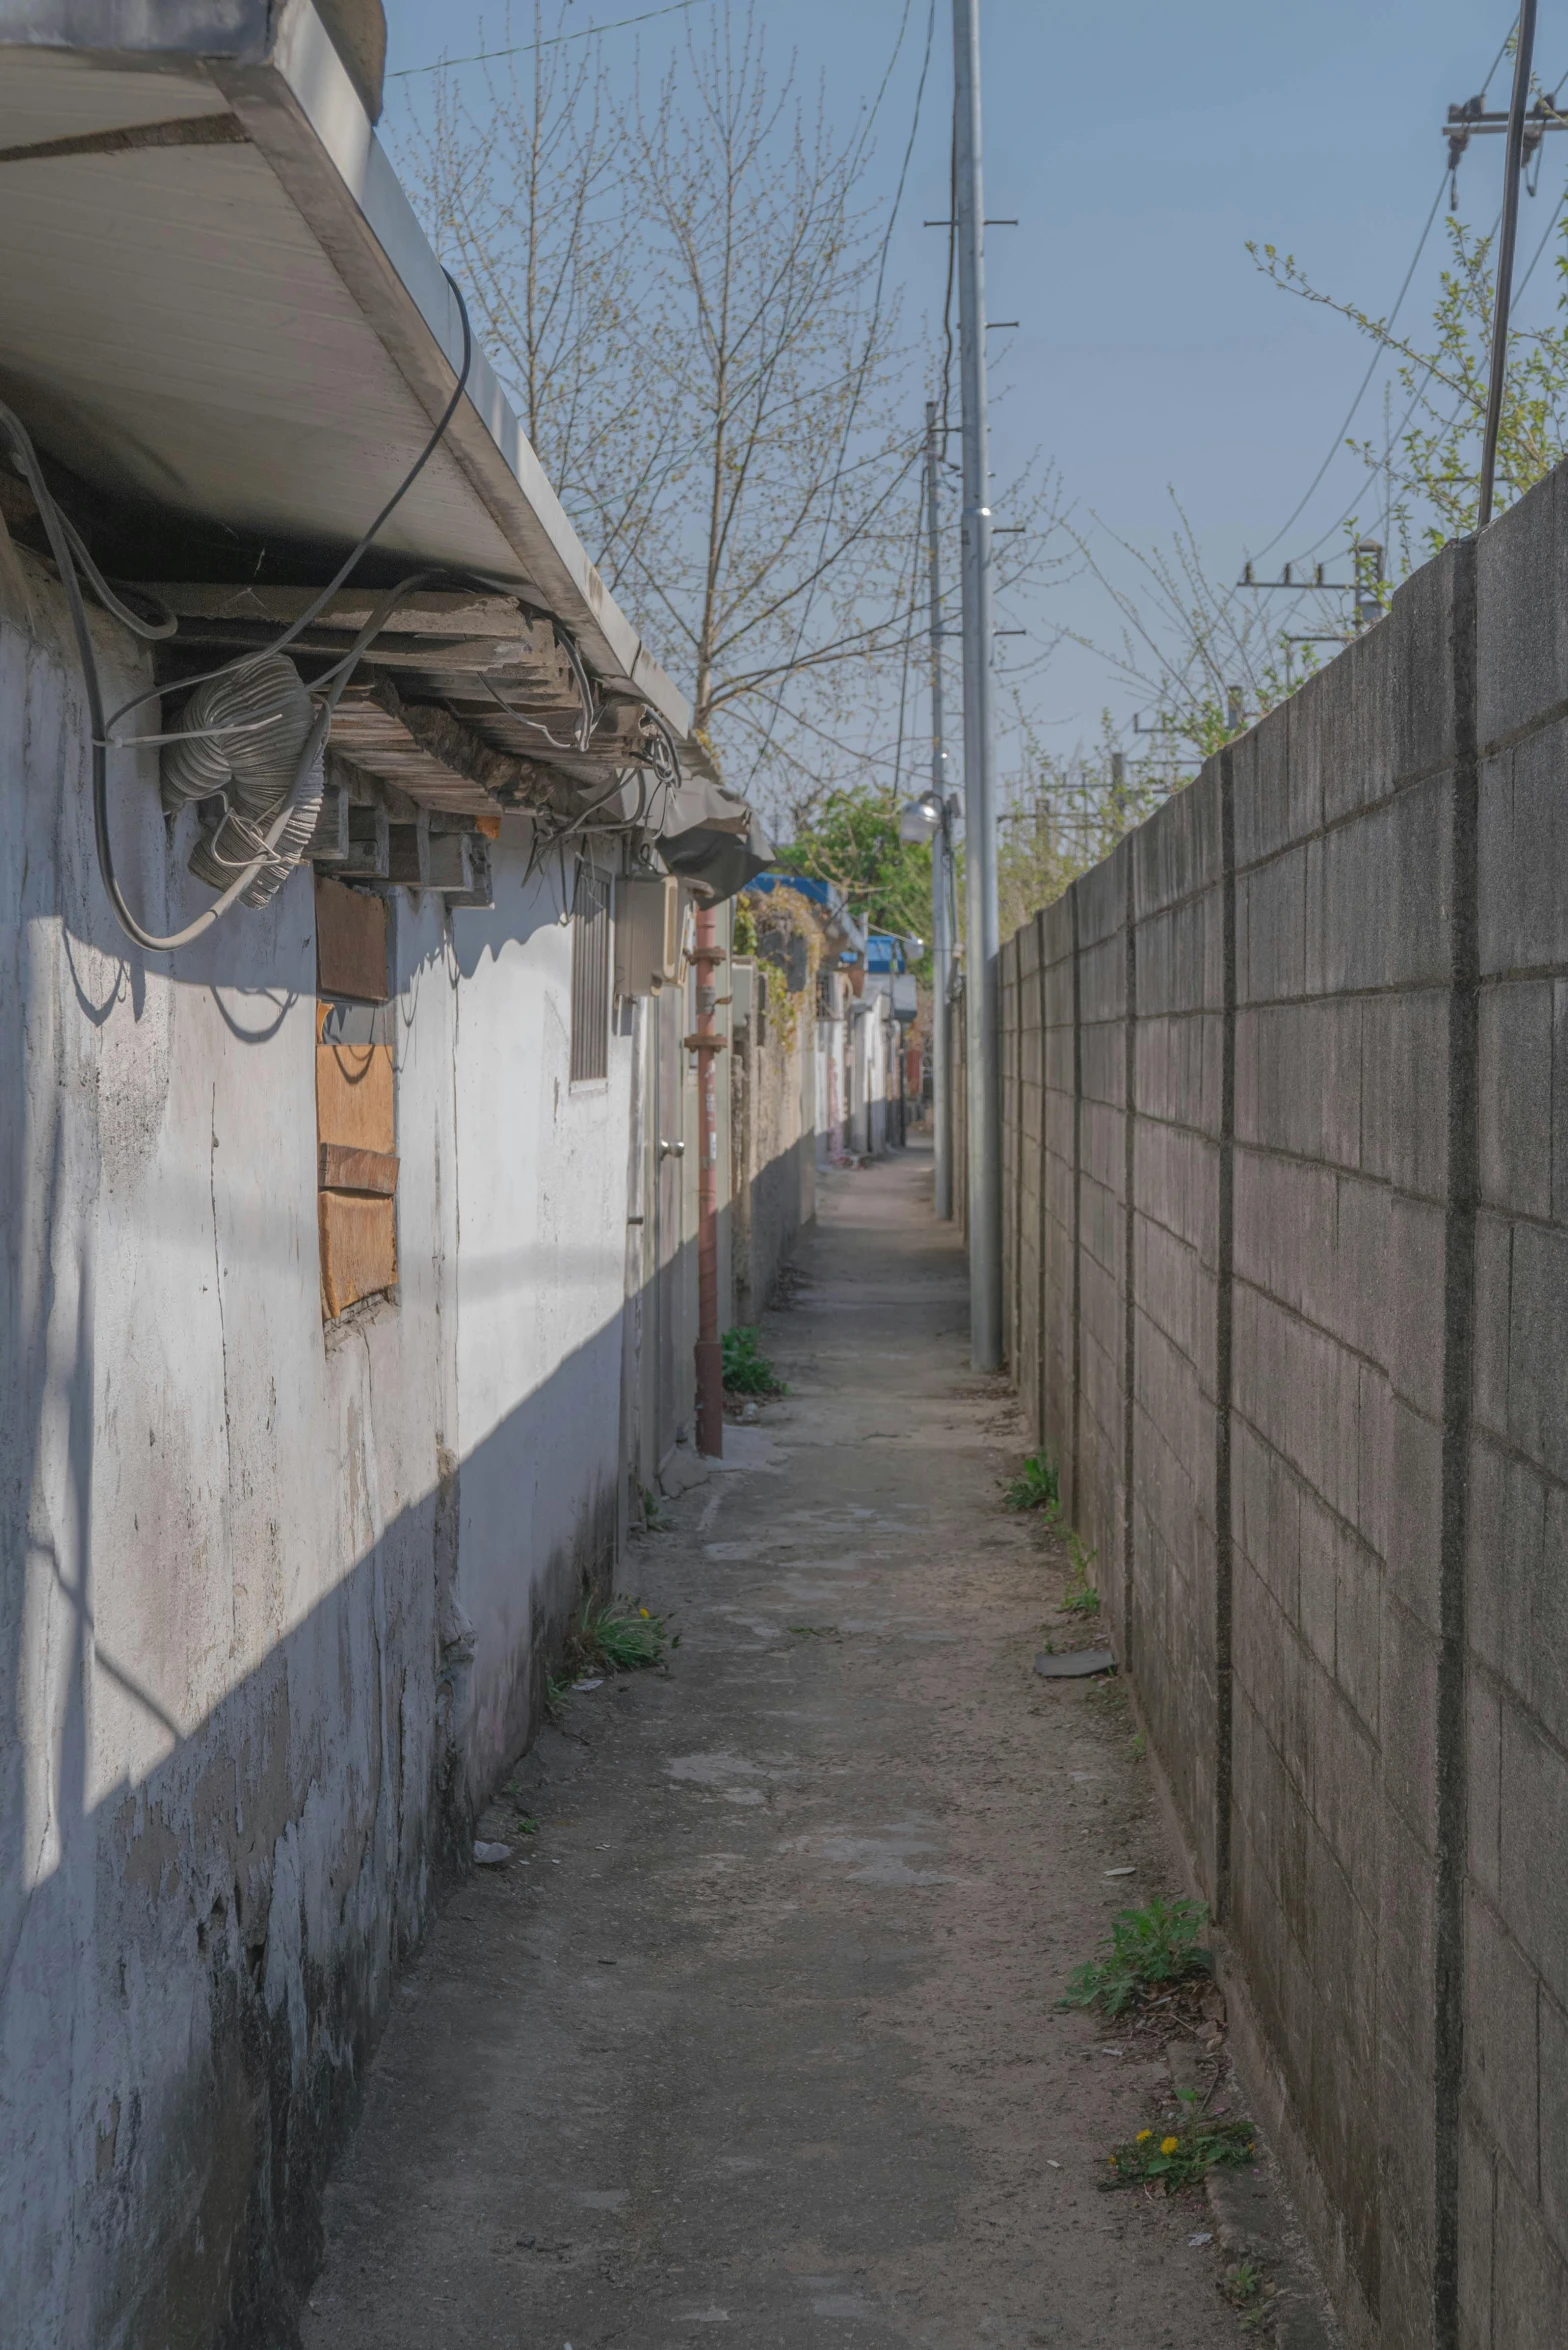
565;1594;675;1679
1060;1895;1212;2016
1061;1528;1100;1614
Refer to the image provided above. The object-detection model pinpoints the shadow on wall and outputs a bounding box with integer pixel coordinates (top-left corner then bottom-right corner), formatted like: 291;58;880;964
448;828;584;980
733;1133;816;1327
0;1321;619;2350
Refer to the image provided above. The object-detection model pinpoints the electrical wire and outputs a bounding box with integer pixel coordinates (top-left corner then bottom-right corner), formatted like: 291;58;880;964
0;277;478;951
7;261;687;944
1286;174;1564;568
890;482;928;800
1247;170;1448;568
386;0;709;80
1479;0;1540;527
940;107;957;450
1250;17;1518;568
742;0;936;790
55;512;177;641
103;271;476;746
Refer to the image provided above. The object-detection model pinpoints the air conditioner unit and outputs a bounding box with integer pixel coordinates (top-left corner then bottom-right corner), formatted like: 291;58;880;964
614;875;683;996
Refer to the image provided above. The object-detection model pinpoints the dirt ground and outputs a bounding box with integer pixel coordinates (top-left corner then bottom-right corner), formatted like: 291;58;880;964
301;1149;1331;2349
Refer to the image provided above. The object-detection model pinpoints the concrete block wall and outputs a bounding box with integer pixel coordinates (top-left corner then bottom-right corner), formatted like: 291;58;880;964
1015;919;1045;1446
1464;468;1568;2350
1127;769;1227;1906
995;466;1568;2347
1001;932;1021;1377
1040;893;1078;1517
1075;842;1132;1585
730;988;818;1329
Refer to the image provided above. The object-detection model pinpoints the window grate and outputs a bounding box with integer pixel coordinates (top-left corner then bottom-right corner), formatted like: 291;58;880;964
570;863;611;1083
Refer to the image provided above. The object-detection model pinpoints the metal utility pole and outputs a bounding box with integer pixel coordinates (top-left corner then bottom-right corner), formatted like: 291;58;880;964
952;0;1003;1369
1480;0;1538;528
924;398;955;1221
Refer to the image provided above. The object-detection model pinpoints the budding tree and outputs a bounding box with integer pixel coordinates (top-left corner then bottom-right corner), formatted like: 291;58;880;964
403;4;947;820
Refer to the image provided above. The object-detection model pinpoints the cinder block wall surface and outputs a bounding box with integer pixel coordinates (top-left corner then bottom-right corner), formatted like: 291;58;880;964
997;468;1568;2349
730;998;817;1326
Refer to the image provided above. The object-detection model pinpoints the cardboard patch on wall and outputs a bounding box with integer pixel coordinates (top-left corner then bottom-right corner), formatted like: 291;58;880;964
319;1190;396;1318
316;1003;395;1155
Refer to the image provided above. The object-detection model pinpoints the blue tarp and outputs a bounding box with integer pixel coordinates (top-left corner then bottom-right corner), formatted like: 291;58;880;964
747;872;832;907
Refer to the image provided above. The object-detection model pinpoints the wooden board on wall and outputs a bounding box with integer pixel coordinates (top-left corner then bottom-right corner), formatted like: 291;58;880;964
316;1004;395;1154
319;1191;397;1318
316;875;389;1002
318;1143;398;1194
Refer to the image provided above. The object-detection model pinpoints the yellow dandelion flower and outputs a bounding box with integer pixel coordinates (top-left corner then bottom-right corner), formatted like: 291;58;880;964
1136;2129;1153;2144
1160;2136;1180;2155
639;1608;650;1619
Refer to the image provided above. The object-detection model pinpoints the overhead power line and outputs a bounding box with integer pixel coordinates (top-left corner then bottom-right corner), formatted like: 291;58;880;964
1289;170;1564;568
387;0;709;81
1248;15;1518;565
743;0;937;788
1247;170;1447;568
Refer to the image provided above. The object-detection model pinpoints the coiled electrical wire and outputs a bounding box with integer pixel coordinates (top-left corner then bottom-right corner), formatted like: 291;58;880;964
0;272;474;952
0;272;686;949
169;655;324;908
161;655;315;816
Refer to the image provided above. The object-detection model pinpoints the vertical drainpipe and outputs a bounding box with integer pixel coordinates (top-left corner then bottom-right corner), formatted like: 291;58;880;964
691;900;725;1457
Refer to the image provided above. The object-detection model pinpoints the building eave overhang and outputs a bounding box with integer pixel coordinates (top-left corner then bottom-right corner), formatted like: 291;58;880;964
0;0;693;749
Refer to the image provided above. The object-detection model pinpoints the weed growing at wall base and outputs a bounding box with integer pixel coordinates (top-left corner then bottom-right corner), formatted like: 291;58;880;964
641;1485;674;1532
1061;1529;1099;1614
1003;1450;1060;1512
722;1325;787;1396
1103;2101;1255;2193
1060;1896;1212;2017
566;1595;674;1678
1222;2258;1277;2330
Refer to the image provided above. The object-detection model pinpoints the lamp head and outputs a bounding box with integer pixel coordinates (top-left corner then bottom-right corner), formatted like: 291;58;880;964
898;790;943;845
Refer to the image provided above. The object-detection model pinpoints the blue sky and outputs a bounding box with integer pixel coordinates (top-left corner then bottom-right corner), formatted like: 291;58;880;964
381;2;1554;767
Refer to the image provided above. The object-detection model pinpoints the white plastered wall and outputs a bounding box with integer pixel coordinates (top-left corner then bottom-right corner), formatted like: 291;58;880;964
0;568;637;2345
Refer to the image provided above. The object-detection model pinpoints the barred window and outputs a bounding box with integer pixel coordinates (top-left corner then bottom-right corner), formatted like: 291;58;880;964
570;864;611;1083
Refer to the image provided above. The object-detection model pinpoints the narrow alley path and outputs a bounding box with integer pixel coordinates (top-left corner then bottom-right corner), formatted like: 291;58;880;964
302;1155;1308;2350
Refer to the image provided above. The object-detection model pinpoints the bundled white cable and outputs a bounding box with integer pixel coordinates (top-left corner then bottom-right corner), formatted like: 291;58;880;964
0;270;473;954
163;654;324;909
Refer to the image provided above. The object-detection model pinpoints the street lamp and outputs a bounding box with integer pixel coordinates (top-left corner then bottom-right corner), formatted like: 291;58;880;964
899;789;944;844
